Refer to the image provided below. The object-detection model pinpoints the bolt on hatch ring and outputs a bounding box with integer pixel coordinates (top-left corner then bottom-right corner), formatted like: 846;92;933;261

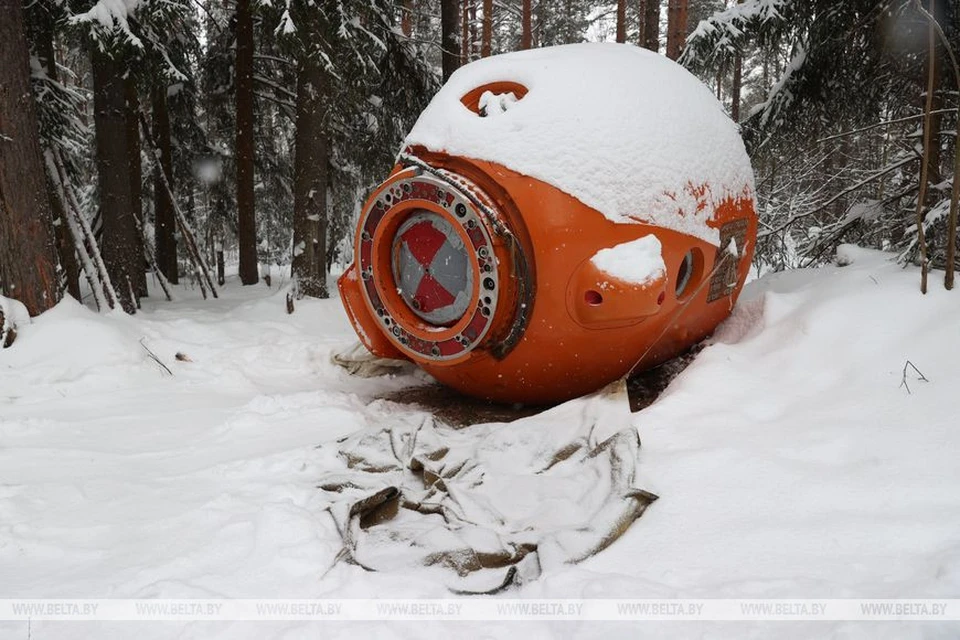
356;171;501;363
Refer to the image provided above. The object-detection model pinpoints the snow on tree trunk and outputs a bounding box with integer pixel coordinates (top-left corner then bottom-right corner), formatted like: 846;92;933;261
236;0;259;286
0;296;28;348
92;49;141;314
152;83;178;284
34;12;81;302
138;113;217;299
45;149;119;312
291;51;330;300
441;0;460;81
0;0;62;317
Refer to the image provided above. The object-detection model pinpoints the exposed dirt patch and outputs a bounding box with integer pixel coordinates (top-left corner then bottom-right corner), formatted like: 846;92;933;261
383;347;702;427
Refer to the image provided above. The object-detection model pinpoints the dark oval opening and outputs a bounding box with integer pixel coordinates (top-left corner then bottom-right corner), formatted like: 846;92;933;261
584;290;603;306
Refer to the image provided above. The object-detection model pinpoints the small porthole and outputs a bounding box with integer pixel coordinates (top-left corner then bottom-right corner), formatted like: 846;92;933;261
584;290;603;306
675;249;703;299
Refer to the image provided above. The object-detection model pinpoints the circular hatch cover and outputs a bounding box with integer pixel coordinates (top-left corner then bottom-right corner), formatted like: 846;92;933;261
392;211;474;326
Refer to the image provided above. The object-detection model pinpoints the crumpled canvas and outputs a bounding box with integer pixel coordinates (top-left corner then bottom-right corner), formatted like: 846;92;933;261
319;379;658;593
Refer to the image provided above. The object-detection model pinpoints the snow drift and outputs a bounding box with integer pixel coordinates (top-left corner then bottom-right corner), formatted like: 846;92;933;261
2;248;960;638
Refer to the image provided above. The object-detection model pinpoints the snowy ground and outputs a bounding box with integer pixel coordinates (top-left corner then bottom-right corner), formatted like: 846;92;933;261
2;247;960;639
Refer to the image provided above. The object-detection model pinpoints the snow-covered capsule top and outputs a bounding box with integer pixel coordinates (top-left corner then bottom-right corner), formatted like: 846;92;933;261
404;43;754;246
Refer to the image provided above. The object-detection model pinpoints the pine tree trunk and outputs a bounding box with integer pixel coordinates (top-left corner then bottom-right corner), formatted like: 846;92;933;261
401;0;414;37
481;0;492;57
666;0;687;60
731;52;742;122
469;3;478;58
461;0;470;62
124;75;147;298
33;11;81;301
291;54;329;299
92;50;140;313
642;0;660;53
236;0;259;285
441;0;460;81
616;0;627;43
152;83;178;284
731;0;743;122
521;0;532;50
0;0;61;316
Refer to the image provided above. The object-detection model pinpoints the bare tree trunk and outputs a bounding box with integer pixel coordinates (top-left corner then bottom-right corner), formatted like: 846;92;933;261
125;75;147;298
33;13;80;301
92;50;139;313
236;0;259;285
912;0;960;289
138;113;217;299
401;0;414;37
47;148;119;311
731;0;743;122
441;0;460;81
642;0;660;53
638;0;645;46
916;0;937;294
0;0;61;316
152;83;178;284
731;54;742;122
469;2;478;58
481;0;492;57
943;51;960;290
616;0;627;43
666;0;687;60
521;0;532;50
461;0;470;62
291;53;329;299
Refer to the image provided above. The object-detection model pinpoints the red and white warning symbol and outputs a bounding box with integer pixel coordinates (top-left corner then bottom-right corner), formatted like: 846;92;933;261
392;211;473;326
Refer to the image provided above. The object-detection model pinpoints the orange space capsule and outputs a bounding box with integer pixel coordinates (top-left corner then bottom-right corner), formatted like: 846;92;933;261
338;44;757;404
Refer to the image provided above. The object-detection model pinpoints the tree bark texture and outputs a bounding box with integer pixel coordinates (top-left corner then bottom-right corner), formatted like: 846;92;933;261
0;0;62;316
124;75;147;297
461;0;470;62
92;50;140;313
616;0;627;43
401;0;414;37
152;83;178;284
481;0;493;57
521;0;532;50
666;0;687;60
291;55;329;299
731;53;742;122
642;0;660;53
441;0;460;81
236;0;259;285
32;10;81;301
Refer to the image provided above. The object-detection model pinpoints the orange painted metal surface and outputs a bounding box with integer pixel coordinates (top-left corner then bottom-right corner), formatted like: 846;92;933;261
339;147;757;404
